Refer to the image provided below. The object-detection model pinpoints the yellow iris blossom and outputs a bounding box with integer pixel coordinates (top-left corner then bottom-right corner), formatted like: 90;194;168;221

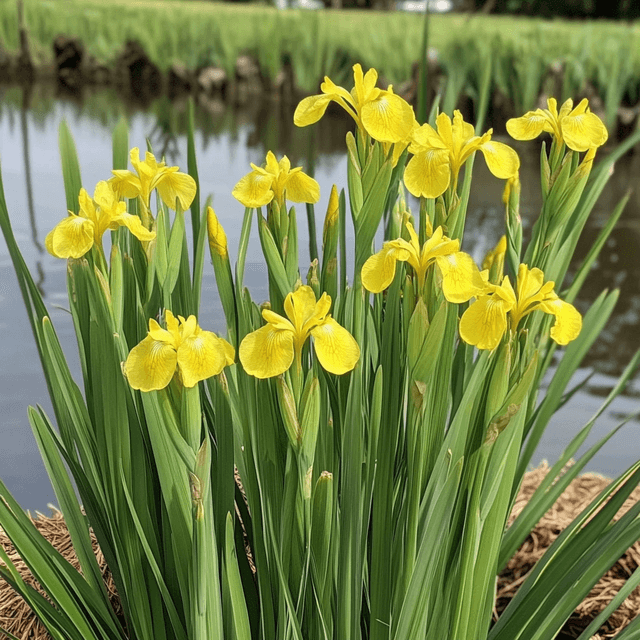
110;147;197;211
459;264;582;351
506;98;608;152
124;310;235;392
294;63;415;144
46;181;155;259
239;286;360;379
482;235;507;283
361;220;483;301
232;151;320;210
404;110;520;199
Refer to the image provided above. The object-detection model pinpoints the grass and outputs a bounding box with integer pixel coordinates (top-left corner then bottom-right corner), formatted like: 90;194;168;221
1;0;640;115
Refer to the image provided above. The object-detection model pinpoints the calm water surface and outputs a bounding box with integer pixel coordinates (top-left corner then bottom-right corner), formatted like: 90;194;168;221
1;85;639;511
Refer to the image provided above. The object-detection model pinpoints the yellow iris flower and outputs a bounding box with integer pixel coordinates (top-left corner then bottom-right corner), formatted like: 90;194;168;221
239;286;360;379
232;151;320;210
46;181;155;259
361;220;483;301
404;110;520;199
124;310;235;392
506;98;608;152
110;147;197;211
294;63;415;144
459;264;582;351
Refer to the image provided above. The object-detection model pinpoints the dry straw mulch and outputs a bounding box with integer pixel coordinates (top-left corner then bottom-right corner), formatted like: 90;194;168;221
1;464;640;639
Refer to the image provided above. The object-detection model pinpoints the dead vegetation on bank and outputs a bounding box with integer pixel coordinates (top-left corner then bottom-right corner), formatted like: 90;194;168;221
1;465;640;639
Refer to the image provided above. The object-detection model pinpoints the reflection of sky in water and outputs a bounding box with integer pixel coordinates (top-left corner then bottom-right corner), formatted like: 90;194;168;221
0;85;638;510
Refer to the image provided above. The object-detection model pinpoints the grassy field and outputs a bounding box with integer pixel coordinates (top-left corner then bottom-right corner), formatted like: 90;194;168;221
1;0;640;122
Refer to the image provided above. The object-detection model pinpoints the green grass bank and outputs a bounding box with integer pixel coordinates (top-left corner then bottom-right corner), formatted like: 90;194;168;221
1;0;640;125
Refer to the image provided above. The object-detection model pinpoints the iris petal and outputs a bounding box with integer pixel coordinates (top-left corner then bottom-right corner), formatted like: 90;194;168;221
404;149;451;199
124;335;178;391
232;170;274;208
46;215;95;259
310;317;360;375
156;169;198;210
177;330;228;387
561;111;608;152
239;324;295;379
361;92;415;143
284;286;319;335
114;212;155;242
361;244;411;293
480;140;520;180
506;112;547;140
294;94;334;127
436;252;485;303
459;296;510;350
284;170;321;204
539;298;582;345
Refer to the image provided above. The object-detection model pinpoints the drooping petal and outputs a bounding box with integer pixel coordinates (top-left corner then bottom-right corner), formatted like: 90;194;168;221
239;324;295;379
294;94;334;127
284;170;320;204
124;335;178;391
177;330;229;387
46;215;95;259
436;252;486;303
310;317;360;375
561;107;608;152
232;170;274;208
539;298;582;345
361;92;415;143
480;140;520;180
506;111;547;140
459;295;510;350
155;168;197;210
361;243;411;293
114;212;156;242
403;149;451;199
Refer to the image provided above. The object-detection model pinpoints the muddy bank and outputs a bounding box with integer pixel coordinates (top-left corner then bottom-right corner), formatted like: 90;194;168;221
1;32;639;139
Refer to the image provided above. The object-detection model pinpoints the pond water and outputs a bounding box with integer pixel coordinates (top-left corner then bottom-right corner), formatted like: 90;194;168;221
1;84;639;511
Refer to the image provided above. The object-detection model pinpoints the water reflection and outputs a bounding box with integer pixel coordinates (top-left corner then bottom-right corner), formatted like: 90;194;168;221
0;82;639;510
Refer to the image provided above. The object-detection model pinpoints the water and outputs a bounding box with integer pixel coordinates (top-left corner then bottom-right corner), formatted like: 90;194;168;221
0;84;639;511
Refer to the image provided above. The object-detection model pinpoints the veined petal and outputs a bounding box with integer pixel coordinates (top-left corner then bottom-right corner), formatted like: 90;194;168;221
404;149;450;199
480;140;520;180
506;111;547;140
459;295;509;350
239;324;295;379
311;317;360;375
361;243;410;293
46;215;95;259
539;298;582;345
232;170;274;208
284;285;319;336
436;252;486;303
285;170;320;204
109;171;141;200
561;110;608;152
124;335;178;391
114;212;155;242
294;94;334;127
361;92;415;143
155;169;197;210
177;330;229;387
